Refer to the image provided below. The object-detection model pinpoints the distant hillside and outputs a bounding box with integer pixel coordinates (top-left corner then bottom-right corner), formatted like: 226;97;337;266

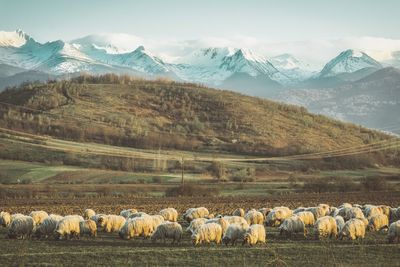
0;74;391;158
276;67;400;134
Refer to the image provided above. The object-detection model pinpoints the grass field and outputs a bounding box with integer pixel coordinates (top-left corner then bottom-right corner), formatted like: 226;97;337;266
0;185;399;266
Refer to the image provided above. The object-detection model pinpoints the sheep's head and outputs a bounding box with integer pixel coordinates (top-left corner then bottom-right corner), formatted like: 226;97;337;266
222;236;231;246
97;216;106;227
242;233;251;245
191;233;199;245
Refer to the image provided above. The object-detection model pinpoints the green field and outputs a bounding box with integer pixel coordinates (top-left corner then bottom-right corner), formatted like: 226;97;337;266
0;224;398;266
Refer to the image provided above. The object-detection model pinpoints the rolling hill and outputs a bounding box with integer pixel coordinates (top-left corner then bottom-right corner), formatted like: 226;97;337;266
0;74;391;159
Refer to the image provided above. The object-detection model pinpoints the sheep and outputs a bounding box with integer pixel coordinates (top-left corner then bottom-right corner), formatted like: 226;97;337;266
295;211;315;226
0;211;11;227
390;208;400;222
314;216;338;240
348;207;366;220
305;207;325;220
98;215;126;233
191;223;222;245
148;215;165;233
293;207;306;214
259;208;271;218
333;207;351;221
329;207;338;217
339;203;352;209
119;216;152;239
222;216;248;226
183;207;209;222
364;205;383;219
33;214;63;239
55;215;84;240
232;208;245;217
335;216;346;233
91;214;106;225
206;217;230;234
379;205;391;218
222;223;249;246
339;218;366;240
186;218;207;234
159;208;178;222
128;212;148;219
84;209;96;220
244;209;264;225
318;204;331;216
243;224;266;246
151;222;183;244
120;209;138;218
368;214;389;231
279;216;306;238
79;219;97;238
387;220;400;243
29;210;49;226
7;215;34;239
265;207;293;227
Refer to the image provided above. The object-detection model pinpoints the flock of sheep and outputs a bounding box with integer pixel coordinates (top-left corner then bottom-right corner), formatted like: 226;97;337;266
1;203;400;245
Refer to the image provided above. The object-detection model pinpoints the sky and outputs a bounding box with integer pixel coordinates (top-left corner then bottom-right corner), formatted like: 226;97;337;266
1;0;400;65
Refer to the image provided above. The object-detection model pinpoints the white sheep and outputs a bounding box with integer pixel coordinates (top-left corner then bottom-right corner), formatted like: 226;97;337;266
151;222;183;243
335;216;345;233
388;220;400;243
97;215;126;233
296;211;315;226
90;214;106;225
339;203;352;209
368;214;389;231
0;211;11;227
7;215;34;239
79;219;97;238
120;209;138;218
379;205;391;218
222;216;248;226
348;207;366;220
279;216;306;238
318;204;331;216
206;217;230;234
29;210;49;226
33;214;63;239
148;215;165;233
119;216;153;239
183;207;209;222
84;209;96;220
259;208;271;218
339;218;366;240
232;208;245;217
293;207;306;214
128;212;148;219
314;216;338;240
55;215;83;240
159;208;178;222
186;218;207;234
333;207;351;221
243;224;266;246
390;208;400;222
305;207;325;220
244;209;264;225
265;207;293;227
222;223;249;246
191;222;222;245
364;205;383;219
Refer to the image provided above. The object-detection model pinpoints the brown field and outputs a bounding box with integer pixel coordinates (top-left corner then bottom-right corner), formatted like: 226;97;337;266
0;192;400;266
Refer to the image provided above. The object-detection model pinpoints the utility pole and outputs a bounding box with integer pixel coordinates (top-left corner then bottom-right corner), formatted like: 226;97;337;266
180;156;184;186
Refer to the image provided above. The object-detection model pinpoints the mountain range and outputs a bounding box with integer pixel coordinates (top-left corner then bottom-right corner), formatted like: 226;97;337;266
0;29;399;134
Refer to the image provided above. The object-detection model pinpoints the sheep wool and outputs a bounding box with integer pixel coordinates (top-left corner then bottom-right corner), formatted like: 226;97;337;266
29;211;49;226
98;215;126;233
368;214;389;231
232;208;245;217
191;223;222;245
296;211;315;226
340;218;366;240
159;208;178;222
243;224;266;245
84;209;96;220
314;216;338;240
151;222;183;243
8;215;34;239
244;209;264;225
222;223;249;246
279;216;306;238
387;220;400;243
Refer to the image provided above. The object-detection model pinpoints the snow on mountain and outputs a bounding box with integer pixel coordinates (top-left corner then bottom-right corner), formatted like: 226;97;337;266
270;54;315;81
71;33;143;54
0;29;32;47
171;47;290;85
383;51;400;68
319;49;382;77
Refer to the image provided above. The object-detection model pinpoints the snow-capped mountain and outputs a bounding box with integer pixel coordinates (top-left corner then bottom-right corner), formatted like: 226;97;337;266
270;54;315;81
319;49;382;77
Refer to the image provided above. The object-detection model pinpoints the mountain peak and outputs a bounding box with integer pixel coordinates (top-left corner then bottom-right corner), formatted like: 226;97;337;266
134;45;146;52
319;49;382;77
0;29;34;47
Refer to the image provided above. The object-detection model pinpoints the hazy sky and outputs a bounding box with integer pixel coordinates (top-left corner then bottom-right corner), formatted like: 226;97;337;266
1;0;400;65
1;0;399;42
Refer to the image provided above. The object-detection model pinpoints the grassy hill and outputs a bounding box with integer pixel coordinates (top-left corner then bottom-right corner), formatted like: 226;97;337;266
0;74;390;154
